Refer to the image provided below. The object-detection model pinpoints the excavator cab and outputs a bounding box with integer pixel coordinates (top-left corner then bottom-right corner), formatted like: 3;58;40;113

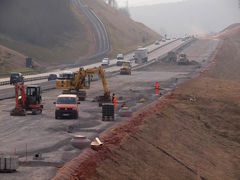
26;85;42;106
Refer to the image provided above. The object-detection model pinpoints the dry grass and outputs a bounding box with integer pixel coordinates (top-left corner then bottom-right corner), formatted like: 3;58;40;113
0;3;89;71
83;0;161;56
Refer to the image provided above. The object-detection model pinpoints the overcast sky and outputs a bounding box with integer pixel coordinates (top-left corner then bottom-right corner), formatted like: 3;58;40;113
117;0;183;7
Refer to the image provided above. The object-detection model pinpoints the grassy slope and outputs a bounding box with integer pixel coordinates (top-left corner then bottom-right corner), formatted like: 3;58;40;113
0;0;161;73
0;0;89;67
0;45;27;73
89;26;240;180
83;0;161;56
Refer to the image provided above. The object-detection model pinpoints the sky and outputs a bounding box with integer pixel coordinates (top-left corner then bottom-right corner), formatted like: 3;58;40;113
129;0;240;36
117;0;183;7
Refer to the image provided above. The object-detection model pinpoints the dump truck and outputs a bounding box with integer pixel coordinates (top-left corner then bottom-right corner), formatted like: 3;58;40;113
134;47;148;63
120;61;132;75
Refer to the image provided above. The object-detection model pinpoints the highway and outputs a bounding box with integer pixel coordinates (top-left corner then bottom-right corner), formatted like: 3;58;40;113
0;39;190;99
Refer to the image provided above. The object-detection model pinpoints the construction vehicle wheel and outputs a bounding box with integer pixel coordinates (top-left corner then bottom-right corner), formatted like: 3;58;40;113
79;97;85;101
74;113;78;119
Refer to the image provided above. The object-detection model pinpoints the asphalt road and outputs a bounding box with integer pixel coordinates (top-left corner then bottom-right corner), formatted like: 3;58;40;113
0;37;219;180
0;39;182;99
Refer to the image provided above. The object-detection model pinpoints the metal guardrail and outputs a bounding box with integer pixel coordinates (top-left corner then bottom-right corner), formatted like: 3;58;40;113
0;75;49;86
0;38;196;100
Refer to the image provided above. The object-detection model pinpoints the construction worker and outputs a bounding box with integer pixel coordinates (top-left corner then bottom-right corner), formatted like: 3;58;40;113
112;93;117;109
155;82;159;95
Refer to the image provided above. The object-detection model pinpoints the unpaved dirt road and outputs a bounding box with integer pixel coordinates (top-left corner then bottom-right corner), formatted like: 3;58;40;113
0;37;219;180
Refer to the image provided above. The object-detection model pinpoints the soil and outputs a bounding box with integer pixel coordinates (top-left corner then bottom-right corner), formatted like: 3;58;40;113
52;26;240;180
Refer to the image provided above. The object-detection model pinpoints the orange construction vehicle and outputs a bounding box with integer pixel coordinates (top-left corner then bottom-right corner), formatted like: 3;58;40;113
10;82;43;116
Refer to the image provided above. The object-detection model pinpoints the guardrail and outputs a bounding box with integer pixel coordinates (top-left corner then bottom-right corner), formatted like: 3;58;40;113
0;75;49;86
0;38;197;100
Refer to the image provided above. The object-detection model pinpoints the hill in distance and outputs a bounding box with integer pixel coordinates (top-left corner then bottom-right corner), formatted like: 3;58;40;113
0;0;161;73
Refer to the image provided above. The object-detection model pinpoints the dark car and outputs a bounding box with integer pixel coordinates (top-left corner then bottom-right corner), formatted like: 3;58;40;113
48;74;58;81
10;73;24;84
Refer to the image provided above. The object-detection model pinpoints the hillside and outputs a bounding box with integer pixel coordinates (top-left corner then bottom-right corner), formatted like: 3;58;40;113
0;0;161;73
0;0;89;67
83;0;161;54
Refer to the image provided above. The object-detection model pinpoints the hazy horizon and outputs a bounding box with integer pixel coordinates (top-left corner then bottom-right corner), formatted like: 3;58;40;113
117;0;183;7
129;0;240;36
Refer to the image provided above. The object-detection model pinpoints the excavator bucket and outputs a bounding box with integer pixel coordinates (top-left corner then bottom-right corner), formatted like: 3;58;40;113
10;107;26;116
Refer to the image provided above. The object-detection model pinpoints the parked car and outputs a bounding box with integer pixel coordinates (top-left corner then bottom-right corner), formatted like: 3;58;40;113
10;73;24;84
101;58;110;66
54;94;80;119
116;60;124;66
48;74;57;81
154;40;160;45
117;54;124;60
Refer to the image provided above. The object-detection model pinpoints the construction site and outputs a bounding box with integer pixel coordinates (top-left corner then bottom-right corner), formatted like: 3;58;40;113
0;0;239;180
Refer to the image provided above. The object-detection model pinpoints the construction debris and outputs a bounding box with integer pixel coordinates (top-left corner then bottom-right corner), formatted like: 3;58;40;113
33;153;44;160
0;155;19;173
139;98;146;103
70;135;90;149
91;137;103;151
119;104;132;117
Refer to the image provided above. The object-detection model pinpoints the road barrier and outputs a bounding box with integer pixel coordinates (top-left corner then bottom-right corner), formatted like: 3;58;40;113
0;75;49;86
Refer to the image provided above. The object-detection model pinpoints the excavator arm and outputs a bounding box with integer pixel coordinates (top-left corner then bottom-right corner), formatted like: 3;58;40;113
14;82;26;107
85;66;110;97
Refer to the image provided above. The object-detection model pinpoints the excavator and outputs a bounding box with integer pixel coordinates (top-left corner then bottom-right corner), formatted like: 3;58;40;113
10;82;43;116
56;66;111;103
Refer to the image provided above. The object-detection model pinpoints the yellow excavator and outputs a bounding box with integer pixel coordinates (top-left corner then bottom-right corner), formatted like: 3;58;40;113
56;66;111;103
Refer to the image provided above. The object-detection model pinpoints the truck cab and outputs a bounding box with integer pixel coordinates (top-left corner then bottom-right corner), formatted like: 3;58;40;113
101;58;110;66
120;61;132;75
178;53;189;65
10;73;24;85
54;94;80;119
134;48;148;64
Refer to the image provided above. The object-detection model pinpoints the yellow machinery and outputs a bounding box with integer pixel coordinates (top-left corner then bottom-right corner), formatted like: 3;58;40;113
120;61;132;75
56;66;111;102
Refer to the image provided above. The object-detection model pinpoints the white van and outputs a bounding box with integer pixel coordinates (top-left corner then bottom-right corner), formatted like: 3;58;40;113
101;58;110;66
